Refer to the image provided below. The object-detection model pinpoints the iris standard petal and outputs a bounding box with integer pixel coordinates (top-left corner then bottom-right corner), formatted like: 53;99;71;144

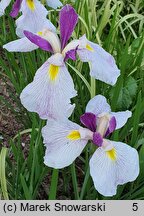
20;60;77;120
105;116;117;137
111;111;132;130
60;4;78;50
3;37;38;52
86;95;111;116
16;0;56;38
24;31;53;52
77;35;120;86
10;0;22;18
63;40;79;61
42;119;87;169
46;0;62;9
90;141;139;196
80;112;97;132
0;0;11;16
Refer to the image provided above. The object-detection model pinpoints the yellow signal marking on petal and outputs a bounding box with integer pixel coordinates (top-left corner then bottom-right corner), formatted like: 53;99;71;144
38;31;43;36
86;44;94;52
48;64;60;81
26;0;35;10
106;148;117;161
67;130;81;140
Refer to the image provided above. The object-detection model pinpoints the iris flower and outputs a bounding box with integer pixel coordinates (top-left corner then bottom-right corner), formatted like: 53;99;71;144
3;0;55;52
0;0;62;17
19;4;120;86
4;5;121;120
5;5;79;120
42;95;139;196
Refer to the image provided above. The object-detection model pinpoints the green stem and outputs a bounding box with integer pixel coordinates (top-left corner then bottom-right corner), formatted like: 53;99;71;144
90;77;96;98
0;148;9;200
29;121;43;194
67;63;91;94
80;167;90;199
49;169;59;200
71;163;80;199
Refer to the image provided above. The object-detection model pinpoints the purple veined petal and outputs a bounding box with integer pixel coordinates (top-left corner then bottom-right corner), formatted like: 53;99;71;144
60;4;78;50
89;141;139;196
105;116;116;137
111;110;132;130
20;60;77;120
93;132;103;147
64;46;78;62
42;119;87;169
24;30;53;52
80;112;96;132
10;0;22;18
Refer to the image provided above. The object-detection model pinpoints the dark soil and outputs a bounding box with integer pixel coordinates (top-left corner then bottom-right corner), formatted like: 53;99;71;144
0;77;24;147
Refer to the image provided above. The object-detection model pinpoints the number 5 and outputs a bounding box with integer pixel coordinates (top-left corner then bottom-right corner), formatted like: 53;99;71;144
132;203;138;211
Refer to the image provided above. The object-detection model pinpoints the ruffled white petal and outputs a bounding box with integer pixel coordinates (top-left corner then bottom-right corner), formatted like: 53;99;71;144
90;141;139;196
86;95;111;116
42;119;87;168
0;0;11;16
16;0;56;38
20;60;77;120
78;35;120;85
46;0;62;9
3;37;38;52
111;111;132;130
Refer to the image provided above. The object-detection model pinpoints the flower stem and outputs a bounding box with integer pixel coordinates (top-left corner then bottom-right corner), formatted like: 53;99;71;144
49;169;59;200
71;163;80;199
90;77;96;98
80;167;90;199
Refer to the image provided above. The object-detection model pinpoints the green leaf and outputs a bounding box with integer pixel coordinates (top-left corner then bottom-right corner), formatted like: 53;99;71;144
110;76;138;110
117;87;132;110
0;148;9;200
126;77;138;97
20;174;32;199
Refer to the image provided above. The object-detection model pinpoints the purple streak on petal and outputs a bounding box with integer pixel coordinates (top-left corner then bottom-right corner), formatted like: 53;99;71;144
64;46;78;62
93;132;103;147
24;31;53;52
60;5;78;50
105;116;117;137
10;0;22;18
80;112;96;132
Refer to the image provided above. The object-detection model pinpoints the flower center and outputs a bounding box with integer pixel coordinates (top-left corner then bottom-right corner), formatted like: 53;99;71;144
39;29;61;54
96;113;110;137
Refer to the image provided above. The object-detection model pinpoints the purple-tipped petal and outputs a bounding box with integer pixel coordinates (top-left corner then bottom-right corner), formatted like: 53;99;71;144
93;132;103;147
80;112;96;132
60;5;78;50
24;31;53;52
105;116;117;137
64;46;78;62
10;0;22;18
